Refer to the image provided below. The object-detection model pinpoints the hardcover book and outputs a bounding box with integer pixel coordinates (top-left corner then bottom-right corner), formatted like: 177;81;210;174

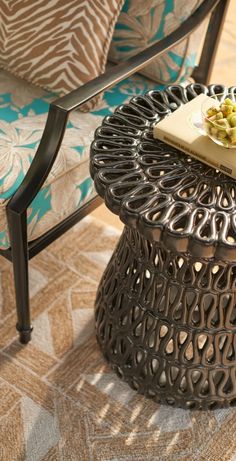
153;93;236;179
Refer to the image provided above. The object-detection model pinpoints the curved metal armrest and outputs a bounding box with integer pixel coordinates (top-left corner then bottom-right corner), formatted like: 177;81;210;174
7;0;220;215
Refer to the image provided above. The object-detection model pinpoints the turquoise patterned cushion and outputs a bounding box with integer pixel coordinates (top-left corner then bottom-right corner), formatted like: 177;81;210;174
109;0;206;84
0;69;164;249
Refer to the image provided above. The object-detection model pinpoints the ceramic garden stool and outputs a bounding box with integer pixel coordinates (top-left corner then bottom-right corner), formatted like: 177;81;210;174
90;83;236;410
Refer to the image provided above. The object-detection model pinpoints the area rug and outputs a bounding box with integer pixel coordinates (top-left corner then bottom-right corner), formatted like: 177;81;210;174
0;215;236;461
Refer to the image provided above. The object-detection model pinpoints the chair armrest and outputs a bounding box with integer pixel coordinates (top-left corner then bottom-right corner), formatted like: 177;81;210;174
7;0;220;215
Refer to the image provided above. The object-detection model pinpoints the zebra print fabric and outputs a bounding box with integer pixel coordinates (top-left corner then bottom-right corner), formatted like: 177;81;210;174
0;0;124;110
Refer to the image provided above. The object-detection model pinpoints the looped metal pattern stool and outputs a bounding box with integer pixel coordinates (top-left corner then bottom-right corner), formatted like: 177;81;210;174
90;83;236;409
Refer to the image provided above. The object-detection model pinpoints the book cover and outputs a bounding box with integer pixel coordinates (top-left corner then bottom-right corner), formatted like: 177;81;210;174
153;93;236;179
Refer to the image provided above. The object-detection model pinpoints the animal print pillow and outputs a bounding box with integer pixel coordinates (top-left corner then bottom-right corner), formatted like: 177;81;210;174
0;0;124;111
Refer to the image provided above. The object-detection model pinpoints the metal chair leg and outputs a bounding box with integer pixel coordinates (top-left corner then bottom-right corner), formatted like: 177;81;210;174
7;210;32;344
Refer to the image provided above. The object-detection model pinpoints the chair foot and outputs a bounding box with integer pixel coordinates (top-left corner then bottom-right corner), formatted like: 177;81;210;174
17;324;33;344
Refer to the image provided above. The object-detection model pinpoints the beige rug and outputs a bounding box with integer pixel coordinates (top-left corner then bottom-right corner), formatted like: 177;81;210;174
0;215;236;461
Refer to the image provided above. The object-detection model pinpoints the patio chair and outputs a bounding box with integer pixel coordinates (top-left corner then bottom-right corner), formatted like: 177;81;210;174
0;0;229;343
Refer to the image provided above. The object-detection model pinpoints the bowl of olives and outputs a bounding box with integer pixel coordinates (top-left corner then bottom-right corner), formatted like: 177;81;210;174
202;93;236;148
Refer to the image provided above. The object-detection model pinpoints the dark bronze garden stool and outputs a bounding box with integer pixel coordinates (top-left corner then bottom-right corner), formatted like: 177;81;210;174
90;83;236;410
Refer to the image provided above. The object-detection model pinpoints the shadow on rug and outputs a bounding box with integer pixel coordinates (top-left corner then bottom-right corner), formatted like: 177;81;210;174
0;216;235;461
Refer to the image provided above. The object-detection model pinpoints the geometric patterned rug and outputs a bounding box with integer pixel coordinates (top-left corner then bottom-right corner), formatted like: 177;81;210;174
0;216;236;461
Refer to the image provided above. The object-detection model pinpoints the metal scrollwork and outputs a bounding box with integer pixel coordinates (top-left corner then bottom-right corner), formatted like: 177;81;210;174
91;83;236;260
90;84;236;409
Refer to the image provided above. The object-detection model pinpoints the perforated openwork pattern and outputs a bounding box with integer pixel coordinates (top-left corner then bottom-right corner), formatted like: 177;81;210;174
90;84;236;409
91;83;236;260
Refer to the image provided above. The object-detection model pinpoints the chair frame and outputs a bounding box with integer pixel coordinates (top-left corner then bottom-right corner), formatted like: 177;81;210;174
0;0;229;343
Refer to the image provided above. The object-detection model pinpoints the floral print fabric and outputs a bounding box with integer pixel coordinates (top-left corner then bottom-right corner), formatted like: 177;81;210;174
109;0;206;84
0;69;163;249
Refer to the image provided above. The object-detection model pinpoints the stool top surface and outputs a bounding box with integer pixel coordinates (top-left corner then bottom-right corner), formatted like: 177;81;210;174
90;83;236;260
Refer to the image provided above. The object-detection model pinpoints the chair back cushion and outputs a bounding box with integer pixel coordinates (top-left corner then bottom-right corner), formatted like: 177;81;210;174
109;0;207;84
0;0;124;110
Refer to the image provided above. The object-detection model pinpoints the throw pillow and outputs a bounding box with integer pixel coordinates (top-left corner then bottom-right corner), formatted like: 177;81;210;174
0;0;124;111
109;0;206;84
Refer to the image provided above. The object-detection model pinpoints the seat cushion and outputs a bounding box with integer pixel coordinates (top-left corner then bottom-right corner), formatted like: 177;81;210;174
0;69;164;249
